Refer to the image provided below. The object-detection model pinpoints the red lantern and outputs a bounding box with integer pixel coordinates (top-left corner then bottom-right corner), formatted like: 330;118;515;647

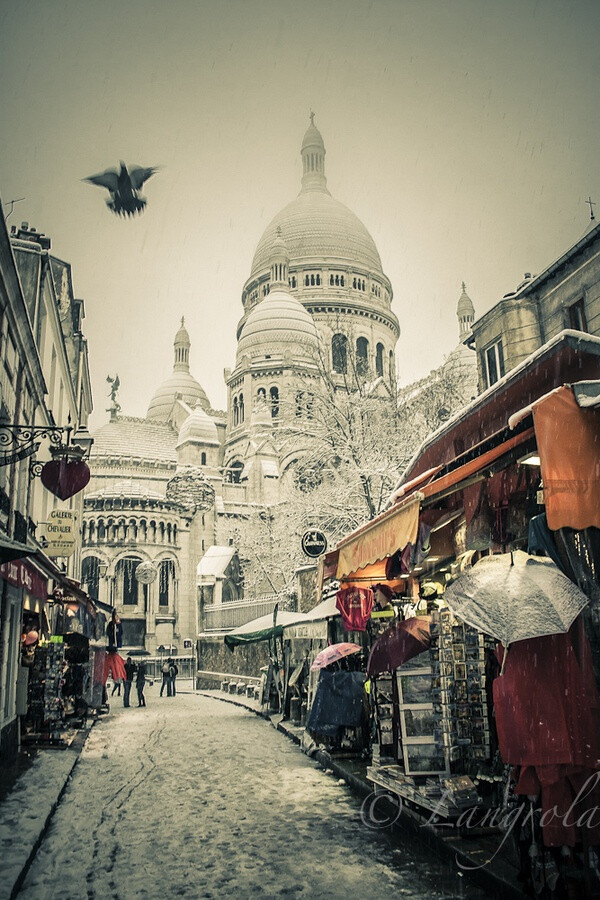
41;458;90;500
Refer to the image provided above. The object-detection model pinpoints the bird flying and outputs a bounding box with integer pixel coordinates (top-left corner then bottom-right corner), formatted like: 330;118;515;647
83;161;159;217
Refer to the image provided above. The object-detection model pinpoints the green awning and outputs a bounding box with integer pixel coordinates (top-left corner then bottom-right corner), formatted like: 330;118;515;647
224;610;309;649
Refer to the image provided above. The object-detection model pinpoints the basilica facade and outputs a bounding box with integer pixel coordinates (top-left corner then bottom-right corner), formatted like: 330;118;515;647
81;119;472;654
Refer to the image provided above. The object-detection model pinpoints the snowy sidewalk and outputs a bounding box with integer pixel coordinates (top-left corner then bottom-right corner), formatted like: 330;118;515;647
0;728;90;900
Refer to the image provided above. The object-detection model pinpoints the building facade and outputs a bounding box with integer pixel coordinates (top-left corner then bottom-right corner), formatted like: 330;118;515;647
469;219;600;391
0;214;93;758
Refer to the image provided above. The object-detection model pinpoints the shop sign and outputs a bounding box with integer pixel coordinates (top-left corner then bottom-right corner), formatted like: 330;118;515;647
49;635;63;643
0;558;47;599
301;530;327;558
44;509;77;558
0;442;40;467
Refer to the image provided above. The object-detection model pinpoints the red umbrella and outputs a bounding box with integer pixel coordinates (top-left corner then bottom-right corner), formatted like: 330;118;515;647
367;616;431;676
311;642;362;670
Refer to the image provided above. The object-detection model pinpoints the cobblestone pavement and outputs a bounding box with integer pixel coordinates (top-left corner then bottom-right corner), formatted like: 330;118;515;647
18;691;484;899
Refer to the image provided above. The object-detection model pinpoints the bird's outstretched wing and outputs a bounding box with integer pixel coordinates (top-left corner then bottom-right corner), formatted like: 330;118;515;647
83;168;120;192
128;165;160;190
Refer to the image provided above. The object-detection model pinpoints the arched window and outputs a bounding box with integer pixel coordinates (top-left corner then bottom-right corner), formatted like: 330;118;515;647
305;275;310;286
389;350;394;380
82;556;102;601
330;275;334;286
239;393;244;422
356;337;369;377
295;391;304;417
316;274;321;285
335;275;339;286
233;395;239;426
270;386;279;418
116;556;142;606
257;387;266;404
310;274;315;286
158;559;175;608
353;277;357;289
332;333;348;374
376;343;384;378
201;452;207;466
226;460;244;484
340;275;345;287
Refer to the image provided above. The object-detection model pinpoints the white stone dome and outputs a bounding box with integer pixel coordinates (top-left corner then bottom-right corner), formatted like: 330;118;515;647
236;289;319;363
251;190;383;278
250;117;384;279
176;405;219;448
147;318;211;422
147;371;211;422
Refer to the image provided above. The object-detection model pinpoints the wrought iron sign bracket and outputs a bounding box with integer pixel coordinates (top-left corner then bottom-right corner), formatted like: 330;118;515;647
0;424;68;469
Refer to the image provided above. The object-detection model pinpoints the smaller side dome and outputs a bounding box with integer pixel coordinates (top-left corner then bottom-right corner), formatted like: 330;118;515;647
176;404;220;448
236;289;319;363
147;319;212;421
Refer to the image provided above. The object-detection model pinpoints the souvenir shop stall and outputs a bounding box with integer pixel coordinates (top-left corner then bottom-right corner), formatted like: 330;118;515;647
321;341;600;897
20;572;104;745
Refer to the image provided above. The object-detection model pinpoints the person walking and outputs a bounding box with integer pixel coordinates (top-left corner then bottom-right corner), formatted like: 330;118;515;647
136;660;147;707
123;657;136;707
160;659;172;697
111;679;122;697
168;658;179;696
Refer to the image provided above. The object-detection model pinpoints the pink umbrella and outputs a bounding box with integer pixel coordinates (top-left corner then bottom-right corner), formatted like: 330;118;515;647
311;642;362;670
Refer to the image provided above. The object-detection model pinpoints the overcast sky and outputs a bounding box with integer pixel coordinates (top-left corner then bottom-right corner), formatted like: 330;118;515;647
1;0;599;428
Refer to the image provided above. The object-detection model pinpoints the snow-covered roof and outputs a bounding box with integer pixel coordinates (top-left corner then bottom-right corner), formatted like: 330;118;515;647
197;546;236;579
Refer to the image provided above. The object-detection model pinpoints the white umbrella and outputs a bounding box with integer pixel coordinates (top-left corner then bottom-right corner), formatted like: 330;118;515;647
444;550;588;652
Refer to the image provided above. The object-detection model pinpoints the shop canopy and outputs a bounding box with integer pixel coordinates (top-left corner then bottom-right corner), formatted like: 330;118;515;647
224;609;309;649
0;534;34;565
336;494;421;579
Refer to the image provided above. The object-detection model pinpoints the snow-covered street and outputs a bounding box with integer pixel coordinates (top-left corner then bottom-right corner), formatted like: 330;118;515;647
16;691;482;899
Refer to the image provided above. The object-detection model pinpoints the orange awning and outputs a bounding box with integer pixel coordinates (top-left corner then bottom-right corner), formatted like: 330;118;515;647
336;495;421;579
533;385;600;530
420;427;535;502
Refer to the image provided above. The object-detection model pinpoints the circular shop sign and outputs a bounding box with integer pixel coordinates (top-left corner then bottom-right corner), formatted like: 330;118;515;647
301;530;328;558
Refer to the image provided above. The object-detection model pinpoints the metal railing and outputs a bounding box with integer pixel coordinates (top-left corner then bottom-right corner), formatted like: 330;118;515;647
140;655;195;680
202;595;285;632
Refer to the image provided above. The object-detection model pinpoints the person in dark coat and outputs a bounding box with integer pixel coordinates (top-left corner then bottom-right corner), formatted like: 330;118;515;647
106;610;123;650
160;659;172;697
123;657;136;708
136;660;147;707
168;658;179;696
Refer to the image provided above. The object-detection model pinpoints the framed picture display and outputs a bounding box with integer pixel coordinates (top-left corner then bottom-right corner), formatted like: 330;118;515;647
396;665;450;776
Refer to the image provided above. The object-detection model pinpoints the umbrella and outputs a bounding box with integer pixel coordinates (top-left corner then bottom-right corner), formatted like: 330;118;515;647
443;550;588;649
311;642;362;670
367;616;431;676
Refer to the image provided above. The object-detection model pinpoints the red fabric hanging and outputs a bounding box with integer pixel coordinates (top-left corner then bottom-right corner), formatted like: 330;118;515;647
335;587;374;632
103;650;126;685
494;622;600;846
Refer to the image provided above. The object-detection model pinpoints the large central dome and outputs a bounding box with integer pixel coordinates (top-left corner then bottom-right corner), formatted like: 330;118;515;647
249;117;384;281
251;190;384;277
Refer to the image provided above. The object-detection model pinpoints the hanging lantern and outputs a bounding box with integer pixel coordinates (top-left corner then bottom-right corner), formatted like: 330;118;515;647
135;561;158;584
